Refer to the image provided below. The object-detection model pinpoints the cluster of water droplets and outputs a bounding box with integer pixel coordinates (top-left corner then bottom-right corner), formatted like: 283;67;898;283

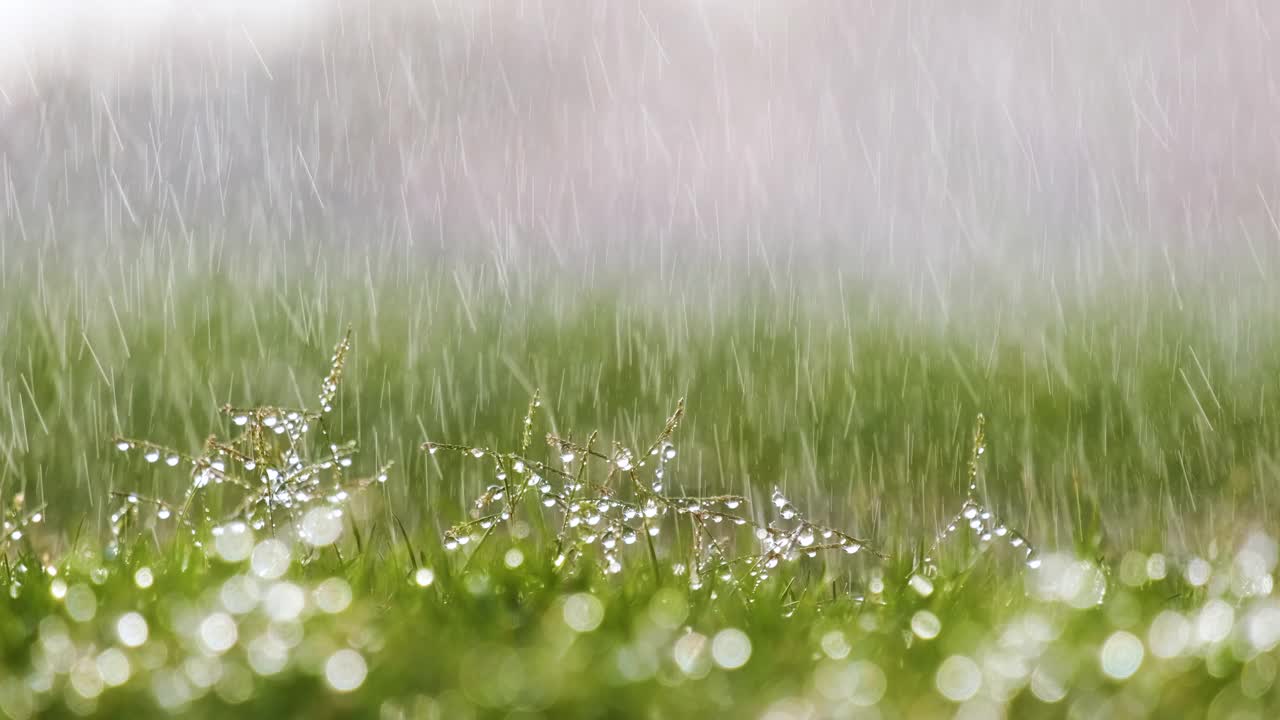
923;500;1039;573
108;330;388;557
745;488;868;589
431;407;1044;606
317;332;351;415
918;415;1039;580
438;442;660;576
431;395;897;595
2;492;46;548
0;493;51;598
650;441;677;494
434;398;760;581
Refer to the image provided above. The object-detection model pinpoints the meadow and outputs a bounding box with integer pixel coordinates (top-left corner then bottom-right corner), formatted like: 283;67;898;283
2;1;1279;716
1;267;1279;718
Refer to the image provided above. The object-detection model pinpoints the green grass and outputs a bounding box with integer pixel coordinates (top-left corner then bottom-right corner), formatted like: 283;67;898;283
2;272;1280;717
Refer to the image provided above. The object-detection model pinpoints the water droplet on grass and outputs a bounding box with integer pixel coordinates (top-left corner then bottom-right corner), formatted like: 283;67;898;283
65;584;97;622
300;508;344;547
909;574;935;597
250;540;291;580
936;655;981;702
1100;630;1144;680
563;593;605;632
325;649;367;693
116;612;149;647
711;628;751;669
199;613;238;654
911;610;942;640
214;522;255;562
263;582;306;622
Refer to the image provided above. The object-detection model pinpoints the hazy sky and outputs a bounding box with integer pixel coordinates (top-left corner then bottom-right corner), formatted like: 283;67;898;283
1;1;1278;295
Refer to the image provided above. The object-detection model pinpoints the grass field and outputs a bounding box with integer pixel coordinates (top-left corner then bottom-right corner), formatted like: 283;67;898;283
2;270;1280;718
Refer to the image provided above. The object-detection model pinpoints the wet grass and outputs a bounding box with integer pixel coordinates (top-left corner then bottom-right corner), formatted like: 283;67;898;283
1;274;1280;717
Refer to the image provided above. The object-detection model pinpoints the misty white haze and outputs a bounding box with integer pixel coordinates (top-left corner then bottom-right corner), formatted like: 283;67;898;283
1;1;1277;306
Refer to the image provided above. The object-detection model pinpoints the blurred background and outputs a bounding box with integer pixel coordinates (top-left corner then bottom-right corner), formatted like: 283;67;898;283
2;1;1278;292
